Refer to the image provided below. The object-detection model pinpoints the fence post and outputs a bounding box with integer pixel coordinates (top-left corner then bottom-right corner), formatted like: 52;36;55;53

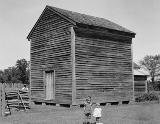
2;83;5;116
145;81;148;93
0;83;5;116
0;83;2;116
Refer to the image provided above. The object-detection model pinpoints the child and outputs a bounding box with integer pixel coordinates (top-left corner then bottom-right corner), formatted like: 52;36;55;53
93;103;102;124
83;96;93;124
21;84;28;91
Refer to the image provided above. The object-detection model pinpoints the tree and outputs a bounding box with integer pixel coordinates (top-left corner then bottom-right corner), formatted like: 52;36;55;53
0;58;29;89
0;70;5;83
139;55;160;82
16;59;29;85
2;67;20;86
3;67;13;84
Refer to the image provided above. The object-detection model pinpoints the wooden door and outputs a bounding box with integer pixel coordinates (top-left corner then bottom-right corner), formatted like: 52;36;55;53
45;71;55;100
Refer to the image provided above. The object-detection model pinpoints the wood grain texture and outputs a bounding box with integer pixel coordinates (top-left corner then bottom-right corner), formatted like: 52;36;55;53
28;7;135;105
70;27;76;105
134;75;147;97
74;28;133;103
131;44;135;100
30;8;73;104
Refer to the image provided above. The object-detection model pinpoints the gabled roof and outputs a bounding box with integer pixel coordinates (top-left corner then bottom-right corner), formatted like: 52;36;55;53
134;69;149;76
48;6;135;33
27;5;135;40
133;62;140;69
133;62;149;76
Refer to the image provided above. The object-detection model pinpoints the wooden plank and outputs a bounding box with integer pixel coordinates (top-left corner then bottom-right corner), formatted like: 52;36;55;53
74;27;132;42
0;83;2;116
0;83;5;116
2;83;5;116
29;7;134;104
131;43;134;100
145;80;148;93
30;9;73;104
70;27;76;105
75;35;133;103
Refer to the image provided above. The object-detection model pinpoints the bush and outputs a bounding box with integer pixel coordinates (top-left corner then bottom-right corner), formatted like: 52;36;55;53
148;81;160;91
135;92;159;102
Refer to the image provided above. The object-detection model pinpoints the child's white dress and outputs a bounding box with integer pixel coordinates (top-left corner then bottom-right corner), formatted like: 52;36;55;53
93;107;102;117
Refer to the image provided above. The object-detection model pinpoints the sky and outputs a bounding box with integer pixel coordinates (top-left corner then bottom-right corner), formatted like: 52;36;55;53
0;0;160;70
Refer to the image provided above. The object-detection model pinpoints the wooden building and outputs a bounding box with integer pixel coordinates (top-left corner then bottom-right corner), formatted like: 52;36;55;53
27;6;136;105
134;63;148;97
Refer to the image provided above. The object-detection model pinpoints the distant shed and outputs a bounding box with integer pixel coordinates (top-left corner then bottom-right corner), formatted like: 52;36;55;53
134;63;148;97
27;5;136;105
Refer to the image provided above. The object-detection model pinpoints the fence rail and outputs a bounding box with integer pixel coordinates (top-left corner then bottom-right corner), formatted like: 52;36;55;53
6;90;30;112
0;83;30;116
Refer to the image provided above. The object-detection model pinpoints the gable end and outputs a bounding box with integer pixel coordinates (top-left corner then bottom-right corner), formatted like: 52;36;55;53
27;6;76;40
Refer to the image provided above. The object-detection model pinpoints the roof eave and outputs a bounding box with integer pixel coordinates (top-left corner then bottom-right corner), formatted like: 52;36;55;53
27;5;136;40
76;23;136;38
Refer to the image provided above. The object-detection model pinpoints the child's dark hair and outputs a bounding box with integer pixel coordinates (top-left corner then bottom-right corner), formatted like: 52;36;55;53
87;96;91;99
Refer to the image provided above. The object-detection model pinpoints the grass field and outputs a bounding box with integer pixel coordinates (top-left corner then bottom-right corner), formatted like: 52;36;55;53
0;102;160;124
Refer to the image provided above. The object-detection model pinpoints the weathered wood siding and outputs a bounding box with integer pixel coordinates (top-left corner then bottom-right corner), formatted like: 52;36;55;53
75;31;133;103
30;8;73;104
134;75;146;97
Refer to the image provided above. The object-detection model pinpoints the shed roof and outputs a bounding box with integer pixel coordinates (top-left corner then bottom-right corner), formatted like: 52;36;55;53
133;62;141;69
27;5;135;40
133;62;149;76
134;70;149;76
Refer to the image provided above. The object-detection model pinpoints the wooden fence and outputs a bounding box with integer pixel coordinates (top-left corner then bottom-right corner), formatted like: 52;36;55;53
0;83;30;116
